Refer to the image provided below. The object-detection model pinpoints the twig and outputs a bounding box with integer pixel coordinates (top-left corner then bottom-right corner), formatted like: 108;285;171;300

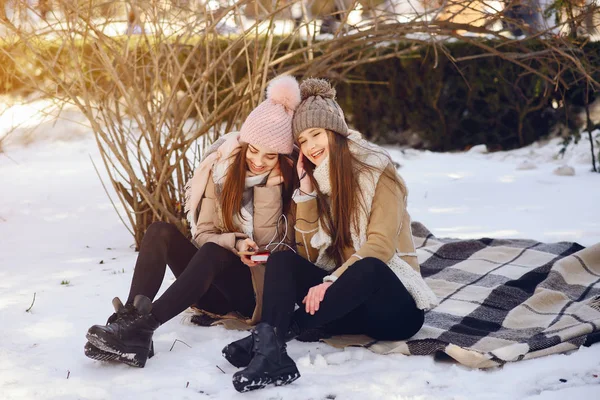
25;292;36;312
584;83;598;173
0;152;19;165
169;339;192;351
66;370;70;379
216;365;226;374
186;381;189;388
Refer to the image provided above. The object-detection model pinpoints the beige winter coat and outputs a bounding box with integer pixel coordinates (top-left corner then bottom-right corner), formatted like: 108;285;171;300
193;171;287;325
295;164;420;279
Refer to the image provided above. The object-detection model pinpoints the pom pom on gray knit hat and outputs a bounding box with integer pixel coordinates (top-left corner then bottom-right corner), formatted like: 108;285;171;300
239;75;301;155
292;78;349;139
300;78;336;100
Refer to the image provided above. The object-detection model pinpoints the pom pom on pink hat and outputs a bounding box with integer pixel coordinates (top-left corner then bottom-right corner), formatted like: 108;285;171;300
239;75;301;155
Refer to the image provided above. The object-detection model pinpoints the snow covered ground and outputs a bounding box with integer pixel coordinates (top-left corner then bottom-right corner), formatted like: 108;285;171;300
1;102;600;399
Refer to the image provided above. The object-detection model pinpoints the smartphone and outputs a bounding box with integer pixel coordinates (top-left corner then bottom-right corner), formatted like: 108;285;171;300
250;250;270;262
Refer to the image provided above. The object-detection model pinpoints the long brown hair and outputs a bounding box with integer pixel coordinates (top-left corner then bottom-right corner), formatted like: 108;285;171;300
220;143;296;232
303;130;406;266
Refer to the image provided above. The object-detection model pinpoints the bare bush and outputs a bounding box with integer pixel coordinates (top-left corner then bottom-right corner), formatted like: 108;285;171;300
1;0;598;246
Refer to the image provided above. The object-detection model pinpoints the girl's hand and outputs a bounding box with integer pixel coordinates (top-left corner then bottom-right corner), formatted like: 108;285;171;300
236;238;259;267
265;164;283;187
302;282;332;315
297;152;314;194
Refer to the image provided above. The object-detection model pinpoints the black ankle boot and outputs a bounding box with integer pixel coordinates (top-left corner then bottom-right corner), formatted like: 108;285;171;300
84;297;156;364
104;297;135;325
222;333;254;368
232;323;300;392
223;319;302;369
86;295;160;368
223;320;304;369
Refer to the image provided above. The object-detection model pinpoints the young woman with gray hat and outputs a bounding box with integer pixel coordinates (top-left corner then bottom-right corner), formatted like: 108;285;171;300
83;75;301;369
223;78;438;392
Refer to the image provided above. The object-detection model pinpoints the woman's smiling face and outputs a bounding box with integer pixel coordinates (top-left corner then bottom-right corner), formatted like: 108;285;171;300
297;128;330;166
245;143;279;175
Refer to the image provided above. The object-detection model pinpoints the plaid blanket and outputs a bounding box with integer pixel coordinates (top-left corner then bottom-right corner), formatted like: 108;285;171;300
324;222;600;368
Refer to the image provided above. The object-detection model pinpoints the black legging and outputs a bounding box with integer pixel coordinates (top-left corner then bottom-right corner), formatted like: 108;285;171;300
261;251;424;341
126;222;256;324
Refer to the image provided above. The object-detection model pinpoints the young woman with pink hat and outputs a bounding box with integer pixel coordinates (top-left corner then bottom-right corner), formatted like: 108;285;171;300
84;75;301;368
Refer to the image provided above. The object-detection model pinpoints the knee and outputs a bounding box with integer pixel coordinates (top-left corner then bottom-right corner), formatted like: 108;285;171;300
341;257;393;291
359;257;388;270
200;241;228;254
143;221;178;244
265;251;299;276
347;257;389;278
266;250;298;267
198;241;232;261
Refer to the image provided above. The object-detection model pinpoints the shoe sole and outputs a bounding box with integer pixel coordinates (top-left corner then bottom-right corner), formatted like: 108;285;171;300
84;341;155;365
232;367;300;392
86;327;151;368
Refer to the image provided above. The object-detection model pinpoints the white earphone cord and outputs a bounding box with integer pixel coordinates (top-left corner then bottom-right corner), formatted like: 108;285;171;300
265;214;296;253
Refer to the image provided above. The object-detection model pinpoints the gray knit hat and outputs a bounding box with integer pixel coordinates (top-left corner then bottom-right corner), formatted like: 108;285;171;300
292;78;349;139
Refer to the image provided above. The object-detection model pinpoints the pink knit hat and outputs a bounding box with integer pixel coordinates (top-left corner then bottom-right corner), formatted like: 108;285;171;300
239;75;301;155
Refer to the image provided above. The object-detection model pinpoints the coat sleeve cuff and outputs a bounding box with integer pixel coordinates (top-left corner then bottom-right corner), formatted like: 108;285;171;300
292;189;317;203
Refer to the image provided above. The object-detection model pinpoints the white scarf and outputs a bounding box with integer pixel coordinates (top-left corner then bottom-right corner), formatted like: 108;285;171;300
310;130;438;310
